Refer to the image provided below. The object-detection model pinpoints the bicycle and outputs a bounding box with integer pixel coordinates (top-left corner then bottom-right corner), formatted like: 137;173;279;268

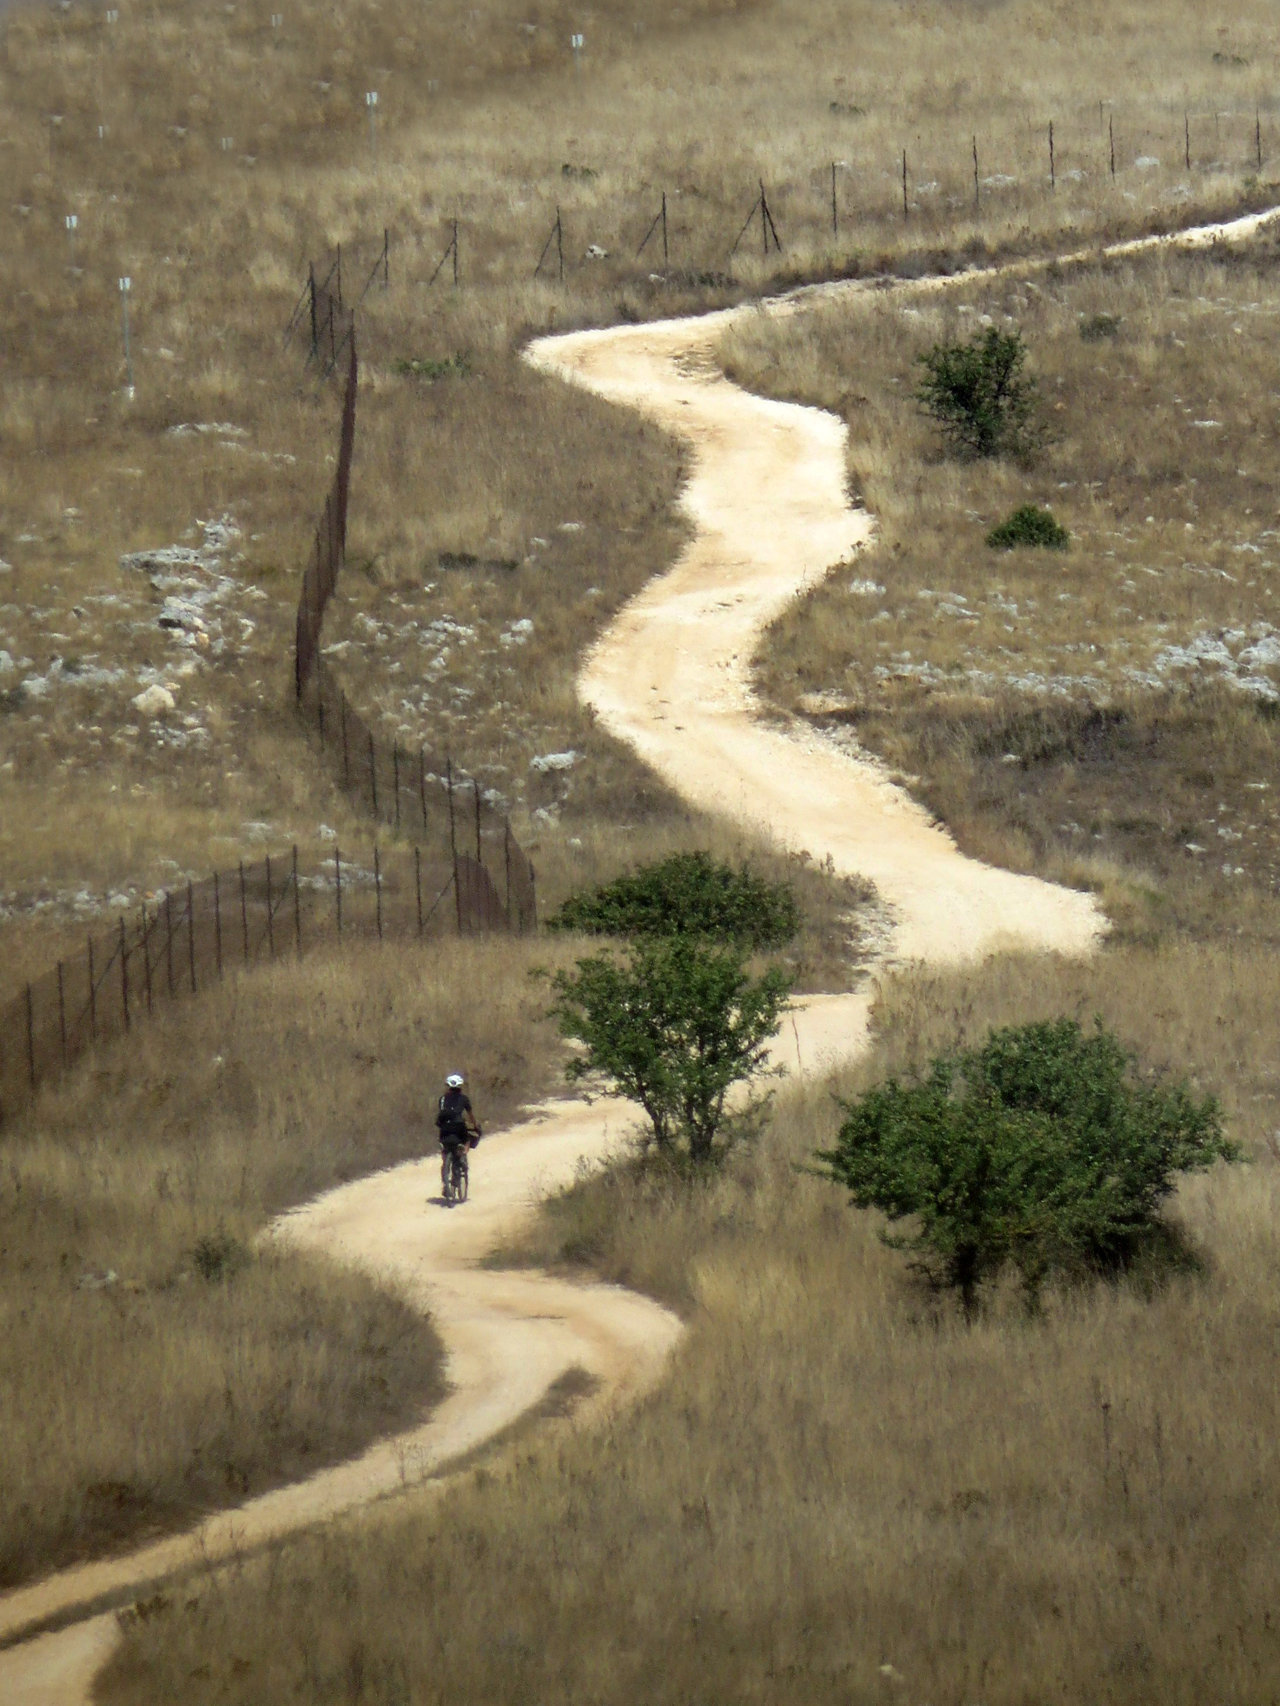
441;1140;469;1205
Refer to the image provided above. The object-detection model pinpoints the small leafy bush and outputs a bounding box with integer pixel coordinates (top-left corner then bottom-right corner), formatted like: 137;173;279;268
817;1018;1239;1316
1079;312;1122;342
548;936;792;1162
548;850;800;951
190;1229;250;1283
986;504;1070;551
915;325;1043;462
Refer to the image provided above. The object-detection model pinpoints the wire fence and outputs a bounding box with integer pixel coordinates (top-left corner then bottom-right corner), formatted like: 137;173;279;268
288;287;538;934
0;842;467;1122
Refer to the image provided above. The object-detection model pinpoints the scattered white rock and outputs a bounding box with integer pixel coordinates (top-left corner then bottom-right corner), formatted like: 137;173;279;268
531;750;579;773
132;684;175;716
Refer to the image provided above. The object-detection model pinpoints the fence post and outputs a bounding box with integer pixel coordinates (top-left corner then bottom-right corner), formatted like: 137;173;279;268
419;746;428;831
165;891;175;996
335;845;343;936
415;845;423;936
341;691;350;786
87;937;97;1040
374;844;383;940
317;691;326;747
265;855;275;959
120;917;131;1032
446;758;458;866
1049;120;1056;189
57;960;67;1066
184;882;196;992
474;779;483;863
902;149;909;220
292;846;302;957
383;226;390;288
1184;111;1190;172
972;136;980;210
214;872;223;978
25;982;36;1089
239;860;250;964
1110;113;1116;177
369;730;379;818
308;261;317;357
1257;109;1263;171
831;160;837;237
141;905;153;1014
393;741;401;832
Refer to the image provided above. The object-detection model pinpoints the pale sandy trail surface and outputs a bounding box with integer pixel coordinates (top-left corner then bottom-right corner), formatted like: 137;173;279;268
5;203;1276;1703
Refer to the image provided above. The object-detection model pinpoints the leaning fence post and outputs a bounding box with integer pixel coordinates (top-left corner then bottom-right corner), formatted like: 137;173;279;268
87;937;97;1040
141;905;153;1014
1049;119;1056;189
374;844;383;940
393;741;401;832
335;845;343;936
265;855;275;959
214;872;223;978
57;960;67;1066
187;882;197;993
25;982;36;1089
120;916;131;1032
415;845;423;936
239;861;250;964
369;730;379;817
292;845;302;957
165;891;175;997
419;746;428;831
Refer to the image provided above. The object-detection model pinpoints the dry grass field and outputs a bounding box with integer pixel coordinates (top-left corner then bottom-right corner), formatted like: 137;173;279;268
722;238;1280;942
8;0;1280;1692
100;944;1279;1706
0;935;564;1587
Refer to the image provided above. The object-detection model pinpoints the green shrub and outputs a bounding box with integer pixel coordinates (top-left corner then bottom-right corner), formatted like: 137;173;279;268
190;1229;250;1283
548;850;799;951
817;1018;1239;1316
986;504;1070;551
1079;312;1122;342
394;352;470;380
915;325;1043;462
547;937;792;1162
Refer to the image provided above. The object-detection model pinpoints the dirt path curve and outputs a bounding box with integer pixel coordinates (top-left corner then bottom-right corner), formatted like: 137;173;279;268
4;203;1277;1706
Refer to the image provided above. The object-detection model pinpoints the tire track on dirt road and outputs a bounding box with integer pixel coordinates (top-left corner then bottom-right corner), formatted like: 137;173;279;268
5;203;1277;1703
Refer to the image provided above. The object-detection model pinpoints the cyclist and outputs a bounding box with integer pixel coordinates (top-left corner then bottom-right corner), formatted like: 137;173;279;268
436;1072;481;1200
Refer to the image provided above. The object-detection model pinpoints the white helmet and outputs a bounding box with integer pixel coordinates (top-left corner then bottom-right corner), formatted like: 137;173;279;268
445;1073;465;1089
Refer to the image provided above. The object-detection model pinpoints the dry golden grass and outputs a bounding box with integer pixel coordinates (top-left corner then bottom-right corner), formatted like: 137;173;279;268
722;239;1280;939
101;940;1280;1706
5;0;1280;983
0;933;568;1588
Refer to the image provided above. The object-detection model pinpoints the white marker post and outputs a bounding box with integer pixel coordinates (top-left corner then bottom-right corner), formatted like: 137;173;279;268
570;30;583;72
118;275;134;397
365;90;378;164
65;213;78;265
221;136;233;151
105;7;118;21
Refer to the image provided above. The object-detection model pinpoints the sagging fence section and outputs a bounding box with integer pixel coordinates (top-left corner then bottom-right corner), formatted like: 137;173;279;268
290;270;537;936
0;842;464;1120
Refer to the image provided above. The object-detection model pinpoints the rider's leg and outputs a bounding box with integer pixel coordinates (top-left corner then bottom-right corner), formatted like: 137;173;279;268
440;1143;450;1192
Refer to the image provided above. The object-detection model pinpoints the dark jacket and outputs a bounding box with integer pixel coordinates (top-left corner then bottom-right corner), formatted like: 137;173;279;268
436;1088;474;1140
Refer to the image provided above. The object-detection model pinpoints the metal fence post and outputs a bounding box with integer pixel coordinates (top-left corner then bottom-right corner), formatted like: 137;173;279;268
57;961;67;1066
504;822;513;928
165;892;175;997
239;860;250;964
187;881;197;993
292;845;302;957
141;905;153;1013
374;844;383;940
120;916;131;1031
474;779;483;863
214;872;223;978
419;746;428;831
335;845;343;936
393;741;401;832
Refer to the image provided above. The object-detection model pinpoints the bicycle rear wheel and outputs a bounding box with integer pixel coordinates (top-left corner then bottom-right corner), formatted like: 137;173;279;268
449;1148;468;1203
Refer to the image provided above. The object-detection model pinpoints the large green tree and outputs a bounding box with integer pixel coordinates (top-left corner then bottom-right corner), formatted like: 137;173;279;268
818;1018;1238;1315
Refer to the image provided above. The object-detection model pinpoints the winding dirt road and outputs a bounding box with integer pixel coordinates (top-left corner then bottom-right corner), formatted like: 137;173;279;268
6;204;1277;1703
